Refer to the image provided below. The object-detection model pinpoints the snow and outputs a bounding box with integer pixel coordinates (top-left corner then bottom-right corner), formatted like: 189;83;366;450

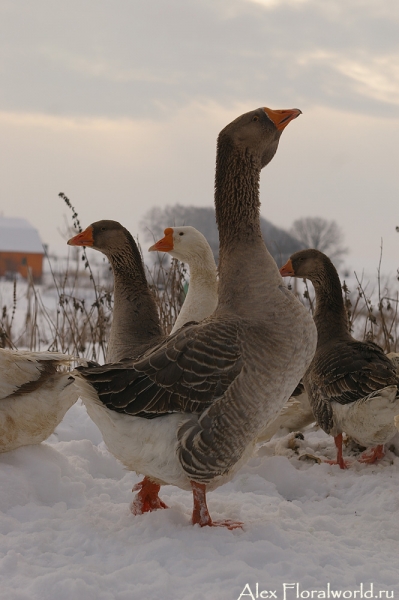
1;402;399;600
1;270;399;600
0;217;44;254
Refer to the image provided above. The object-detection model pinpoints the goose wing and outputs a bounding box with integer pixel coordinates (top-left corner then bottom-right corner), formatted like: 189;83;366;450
313;340;398;405
307;340;399;432
0;350;75;400
77;319;243;418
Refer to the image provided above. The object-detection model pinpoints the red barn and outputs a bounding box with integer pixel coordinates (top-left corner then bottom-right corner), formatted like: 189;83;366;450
0;218;45;282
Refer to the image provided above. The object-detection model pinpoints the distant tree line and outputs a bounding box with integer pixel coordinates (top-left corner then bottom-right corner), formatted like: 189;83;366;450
141;205;348;268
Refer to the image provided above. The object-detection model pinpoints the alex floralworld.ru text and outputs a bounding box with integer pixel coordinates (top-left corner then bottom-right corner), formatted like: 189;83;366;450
237;583;394;600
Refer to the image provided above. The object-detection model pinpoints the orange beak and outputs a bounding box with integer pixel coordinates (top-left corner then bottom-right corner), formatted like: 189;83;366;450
280;259;295;277
148;227;174;252
264;107;302;131
67;226;94;247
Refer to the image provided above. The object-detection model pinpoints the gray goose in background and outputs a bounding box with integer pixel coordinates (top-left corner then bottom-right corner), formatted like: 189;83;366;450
74;106;317;528
68;221;164;363
280;248;399;468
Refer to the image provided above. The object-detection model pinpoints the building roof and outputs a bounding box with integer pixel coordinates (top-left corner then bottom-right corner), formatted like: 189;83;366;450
0;217;44;254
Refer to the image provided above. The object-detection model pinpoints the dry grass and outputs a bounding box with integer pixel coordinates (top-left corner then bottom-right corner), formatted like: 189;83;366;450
1;195;398;359
2;251;399;360
147;253;187;336
0;250;188;361
290;268;399;353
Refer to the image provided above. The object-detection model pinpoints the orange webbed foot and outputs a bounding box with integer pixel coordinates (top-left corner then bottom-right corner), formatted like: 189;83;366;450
130;477;168;515
358;444;385;464
325;458;351;469
207;520;244;530
324;433;351;469
190;481;243;529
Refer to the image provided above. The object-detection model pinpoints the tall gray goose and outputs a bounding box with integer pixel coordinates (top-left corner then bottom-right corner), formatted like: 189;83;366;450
74;106;317;528
149;225;314;440
68;221;164;363
280;248;399;468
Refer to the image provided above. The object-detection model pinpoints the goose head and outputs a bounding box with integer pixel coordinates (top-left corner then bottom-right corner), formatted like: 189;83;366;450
218;107;302;168
67;220;135;259
148;226;215;267
280;249;335;286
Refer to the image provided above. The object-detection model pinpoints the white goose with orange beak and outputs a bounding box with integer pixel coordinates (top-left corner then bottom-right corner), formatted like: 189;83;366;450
149;226;218;334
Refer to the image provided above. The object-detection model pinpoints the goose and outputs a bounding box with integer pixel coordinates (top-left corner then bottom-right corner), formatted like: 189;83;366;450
68;222;227;513
280;248;399;468
68;220;168;513
67;220;164;363
255;383;314;442
74;106;317;528
149;226;314;441
148;226;218;334
0;350;77;452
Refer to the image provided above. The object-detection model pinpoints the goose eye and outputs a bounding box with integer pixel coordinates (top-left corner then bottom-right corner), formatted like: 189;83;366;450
252;115;259;122
179;232;184;236
101;227;106;231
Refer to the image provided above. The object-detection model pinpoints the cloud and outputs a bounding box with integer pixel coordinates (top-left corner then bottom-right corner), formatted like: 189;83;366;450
0;101;242;250
1;100;398;272
1;0;398;119
1;0;398;276
334;56;399;105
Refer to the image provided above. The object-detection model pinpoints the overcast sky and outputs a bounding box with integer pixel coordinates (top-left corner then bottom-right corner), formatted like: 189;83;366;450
1;0;398;276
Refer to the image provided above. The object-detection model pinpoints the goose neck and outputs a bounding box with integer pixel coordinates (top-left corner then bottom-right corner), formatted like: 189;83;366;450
105;247;163;362
215;145;280;314
311;265;350;344
187;257;217;283
215;147;262;250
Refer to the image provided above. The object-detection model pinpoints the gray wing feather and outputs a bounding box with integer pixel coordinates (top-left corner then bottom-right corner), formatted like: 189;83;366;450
77;319;243;418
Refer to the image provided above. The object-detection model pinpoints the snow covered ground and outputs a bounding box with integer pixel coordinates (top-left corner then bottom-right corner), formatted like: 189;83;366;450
1;399;399;600
1;270;399;600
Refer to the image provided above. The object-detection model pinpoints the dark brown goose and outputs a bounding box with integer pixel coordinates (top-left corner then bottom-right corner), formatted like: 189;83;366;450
74;106;317;528
68;220;169;513
280;248;399;468
68;221;164;363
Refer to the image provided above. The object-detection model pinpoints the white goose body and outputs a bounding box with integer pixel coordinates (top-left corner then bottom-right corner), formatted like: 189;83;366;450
0;350;77;452
331;385;399;448
76;106;317;526
75;376;254;491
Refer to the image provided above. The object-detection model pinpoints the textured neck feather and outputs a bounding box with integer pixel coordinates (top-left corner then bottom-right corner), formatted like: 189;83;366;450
105;240;163;362
311;261;350;345
215;143;280;314
215;146;262;248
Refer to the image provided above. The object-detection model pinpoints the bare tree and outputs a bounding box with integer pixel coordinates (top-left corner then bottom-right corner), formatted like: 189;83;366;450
290;217;348;266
